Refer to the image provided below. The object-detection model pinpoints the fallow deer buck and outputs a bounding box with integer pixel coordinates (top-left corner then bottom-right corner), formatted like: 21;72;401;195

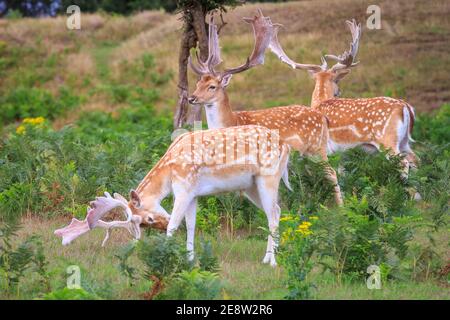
188;10;343;205
55;125;290;266
269;19;417;174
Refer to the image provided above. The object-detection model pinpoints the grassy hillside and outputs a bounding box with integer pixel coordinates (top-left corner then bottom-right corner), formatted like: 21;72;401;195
1;0;449;130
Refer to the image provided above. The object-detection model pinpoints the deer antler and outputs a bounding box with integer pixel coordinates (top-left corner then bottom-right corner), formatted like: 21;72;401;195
221;9;274;77
325;19;361;71
269;24;326;73
189;16;223;76
54;192;142;247
189;9;274;78
269;19;361;74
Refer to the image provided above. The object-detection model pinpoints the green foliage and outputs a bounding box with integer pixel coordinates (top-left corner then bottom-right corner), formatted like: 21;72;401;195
278;214;317;299
313;201;419;281
43;287;99;300
115;233;222;299
137;233;191;280
411;143;449;230
407;244;443;282
5;9;23;19
414;104;450;144
339;147;414;220
0;104;172;220
0;86;81;123
115;240;139;285
0;220;50;295
158;268;223;300
54;0;284;15
280;153;336;215
177;0;242;13
197;239;220;272
197;198;221;236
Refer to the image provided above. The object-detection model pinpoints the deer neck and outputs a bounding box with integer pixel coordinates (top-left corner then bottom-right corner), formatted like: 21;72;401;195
311;77;333;108
204;92;238;129
135;164;171;212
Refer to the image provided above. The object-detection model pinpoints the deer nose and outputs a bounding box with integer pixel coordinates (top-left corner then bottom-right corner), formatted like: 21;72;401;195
188;96;197;104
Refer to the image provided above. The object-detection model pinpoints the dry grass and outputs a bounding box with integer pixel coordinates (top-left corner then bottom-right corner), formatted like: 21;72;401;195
105;0;450;112
65;51;95;79
1;0;449;117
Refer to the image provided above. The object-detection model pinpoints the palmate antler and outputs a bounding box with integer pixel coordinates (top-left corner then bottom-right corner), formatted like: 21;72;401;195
54;192;142;247
326;19;361;71
269;19;361;74
269;24;326;73
189;9;275;79
188;16;223;76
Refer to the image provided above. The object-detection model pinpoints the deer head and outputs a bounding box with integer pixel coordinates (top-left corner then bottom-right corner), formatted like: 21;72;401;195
269;19;361;98
127;189;169;230
188;9;274;105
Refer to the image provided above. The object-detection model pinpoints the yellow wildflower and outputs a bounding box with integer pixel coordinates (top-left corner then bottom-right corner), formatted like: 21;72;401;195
16;125;26;135
281;227;294;245
23;117;45;125
280;215;294;222
295;221;313;236
16;117;45;135
298;221;312;228
295;229;313;236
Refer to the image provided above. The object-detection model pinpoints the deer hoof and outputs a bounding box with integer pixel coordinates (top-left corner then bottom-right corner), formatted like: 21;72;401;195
263;253;277;267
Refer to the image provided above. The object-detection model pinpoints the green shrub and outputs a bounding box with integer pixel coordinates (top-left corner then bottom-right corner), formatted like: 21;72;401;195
197;198;221;236
197;239;220;273
313;198;419;281
158;269;223;300
280;153;336;215
411;143;449;230
0;87;81;124
0;104;172;220
116;233;223;299
414;104;450;144
0;220;50;296
339;148;415;219
137;233;191;281
278;213;317;299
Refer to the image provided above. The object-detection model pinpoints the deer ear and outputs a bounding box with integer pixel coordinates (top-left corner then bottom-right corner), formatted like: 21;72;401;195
334;68;351;83
129;190;141;208
220;74;233;88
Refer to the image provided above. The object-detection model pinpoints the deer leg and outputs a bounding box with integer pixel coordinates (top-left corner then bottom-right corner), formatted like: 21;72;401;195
245;185;283;265
167;194;193;237
320;152;343;206
243;185;264;209
384;142;410;179
400;141;418;170
184;198;198;261
255;176;281;267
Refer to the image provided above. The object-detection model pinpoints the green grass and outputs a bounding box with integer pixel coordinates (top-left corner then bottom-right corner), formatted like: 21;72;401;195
2;217;447;300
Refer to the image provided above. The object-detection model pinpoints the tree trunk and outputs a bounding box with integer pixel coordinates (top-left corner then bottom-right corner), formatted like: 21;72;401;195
173;23;195;128
173;3;209;128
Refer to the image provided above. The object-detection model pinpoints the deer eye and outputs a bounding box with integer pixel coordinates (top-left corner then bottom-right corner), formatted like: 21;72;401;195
208;85;216;91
